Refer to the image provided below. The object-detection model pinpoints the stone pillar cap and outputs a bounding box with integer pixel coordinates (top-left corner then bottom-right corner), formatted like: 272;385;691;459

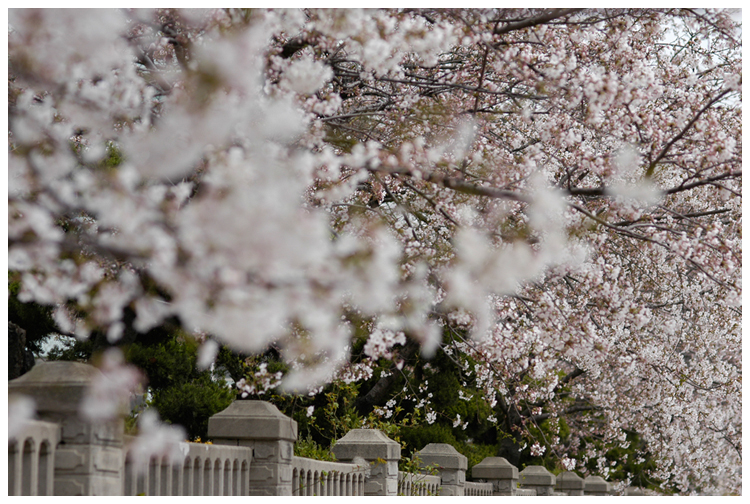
625;486;646;496
331;428;401;462
8;361;102;413
584;475;610;492
519;465;556;486
417;443;467;471
472;456;519;480
207;400;297;442
556;471;585;490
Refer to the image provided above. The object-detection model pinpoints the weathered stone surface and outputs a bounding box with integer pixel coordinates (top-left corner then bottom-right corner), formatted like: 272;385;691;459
206;401;300;495
331;429;400;496
52;468;123;495
519;465;555;486
416;443;467;496
255;440;294;462
471;457;519;496
625;486;646;496
54;479;86;496
369;459;399;478
441;469;465;485
556;470;585;495
417;443;467;471
519;465;556;495
59;416;124;446
331;429;401;462
207;401;298;442
8;361;106;414
584;474;610;495
9;362;125;496
471;456;518;480
246;463;292;483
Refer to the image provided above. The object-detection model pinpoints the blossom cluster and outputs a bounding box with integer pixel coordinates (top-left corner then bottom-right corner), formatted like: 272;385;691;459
7;8;740;494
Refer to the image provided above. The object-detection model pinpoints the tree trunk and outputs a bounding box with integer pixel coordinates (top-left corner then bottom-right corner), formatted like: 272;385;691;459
9;321;35;380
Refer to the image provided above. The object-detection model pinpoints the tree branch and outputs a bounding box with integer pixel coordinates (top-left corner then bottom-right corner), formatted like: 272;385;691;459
493;9;585;36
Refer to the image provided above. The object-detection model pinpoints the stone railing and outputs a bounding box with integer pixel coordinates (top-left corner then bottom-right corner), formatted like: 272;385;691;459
464;480;494;496
9;361;647;496
122;438;253;496
8;419;60;496
291;456;367;495
398;471;442;495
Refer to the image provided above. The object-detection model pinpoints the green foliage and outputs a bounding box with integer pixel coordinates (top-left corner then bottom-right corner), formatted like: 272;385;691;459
125;334;199;390
320;381;364;441
196;325;665;488
8;272;59;354
97;141;125;170
457;442;498;472
151;374;234;441
214;345;248;384
294;434;336;461
399;423;458;454
397;452;440;496
125;334;235;441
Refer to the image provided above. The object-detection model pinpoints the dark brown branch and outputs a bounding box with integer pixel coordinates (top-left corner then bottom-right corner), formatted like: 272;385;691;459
493;9;585;36
353;337;420;415
647;89;733;176
613;208;730;227
564;169;741;199
280;37;311;59
663;170;741;195
371;166;530;203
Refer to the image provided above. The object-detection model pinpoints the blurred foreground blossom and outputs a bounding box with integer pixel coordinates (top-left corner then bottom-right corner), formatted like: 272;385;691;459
80;348;143;422
8;395;36;439
127;409;187;472
197;339;220;371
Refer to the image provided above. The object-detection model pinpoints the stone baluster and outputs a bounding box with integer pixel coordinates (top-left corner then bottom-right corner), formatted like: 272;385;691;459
9;362;125;495
555;470;585;495
416;443;467;496
207;400;297;495
519;465;556;496
331;429;400;496
584;474;611;495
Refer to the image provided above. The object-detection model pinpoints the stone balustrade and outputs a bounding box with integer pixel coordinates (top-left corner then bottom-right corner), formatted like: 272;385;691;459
8;361;644;496
9;361;124;495
464;480;493;495
8;418;60;495
122;437;252;496
398;471;442;495
291;456;367;495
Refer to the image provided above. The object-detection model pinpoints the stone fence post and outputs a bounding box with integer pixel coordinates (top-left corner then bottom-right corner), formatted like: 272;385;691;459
331;429;400;496
584;474;611;495
555;471;585;495
207;400;297;495
471;457;519;495
625;486;646;495
416;443;467;496
519;465;556;496
8;362;124;495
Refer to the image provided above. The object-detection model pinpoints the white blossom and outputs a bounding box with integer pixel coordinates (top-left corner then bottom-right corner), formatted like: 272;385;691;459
127;410;187;472
80;348;143;422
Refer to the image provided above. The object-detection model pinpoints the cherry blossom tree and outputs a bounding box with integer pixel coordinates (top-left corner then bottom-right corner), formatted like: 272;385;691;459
8;8;740;494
